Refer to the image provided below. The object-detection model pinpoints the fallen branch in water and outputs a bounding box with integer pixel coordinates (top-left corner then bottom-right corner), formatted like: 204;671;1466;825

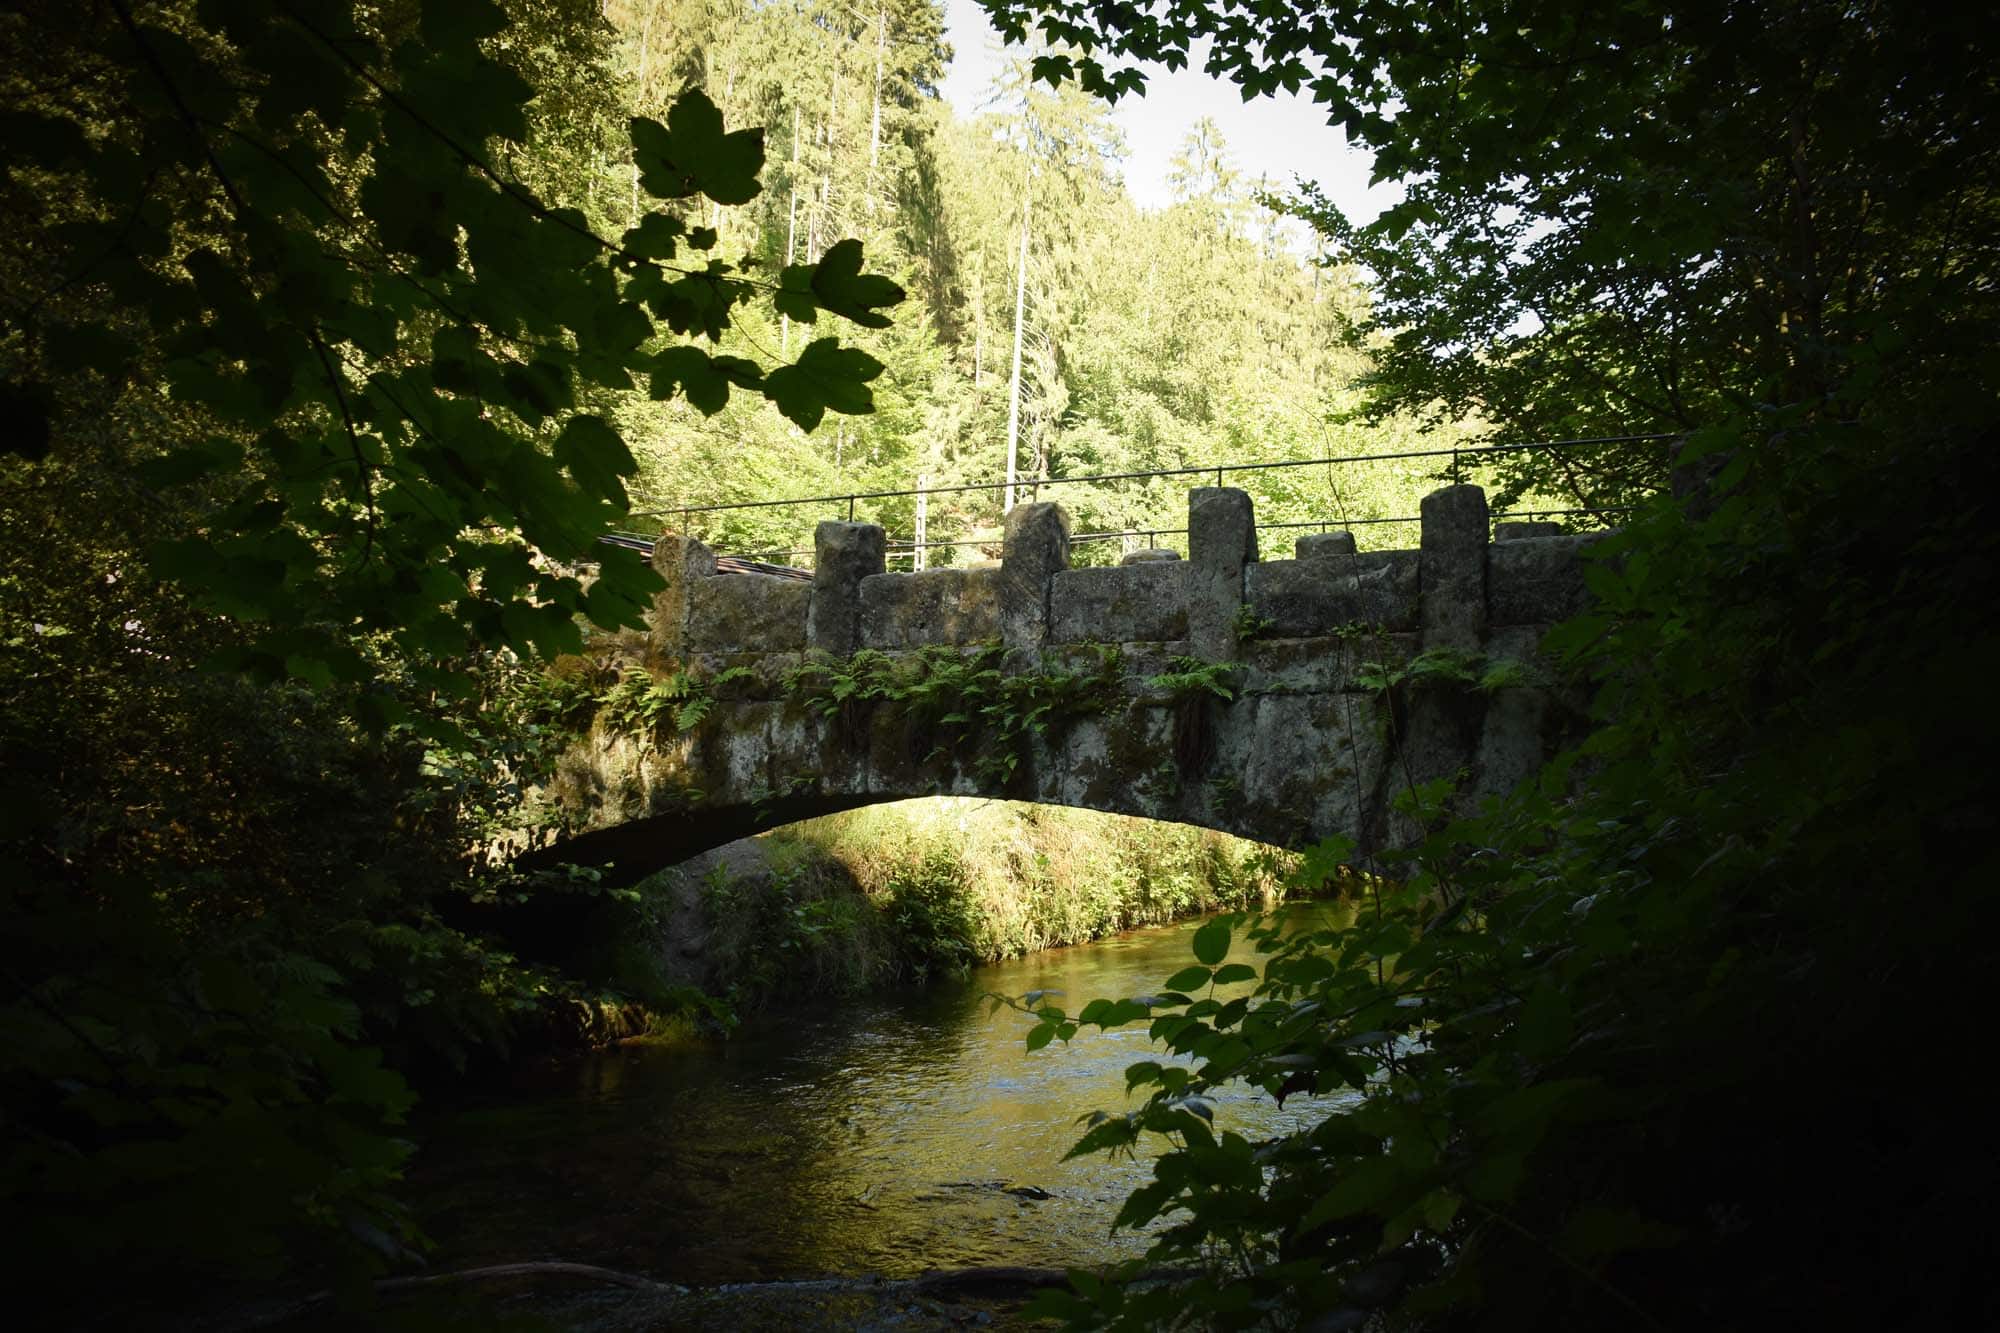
225;1262;679;1330
372;1261;678;1293
226;1258;1186;1330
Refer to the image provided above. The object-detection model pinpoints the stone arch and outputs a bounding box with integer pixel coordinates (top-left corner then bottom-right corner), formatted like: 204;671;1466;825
522;485;1601;886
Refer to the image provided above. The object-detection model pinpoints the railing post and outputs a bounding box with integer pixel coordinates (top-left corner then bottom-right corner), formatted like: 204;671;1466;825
1188;487;1257;662
999;501;1069;669
1419;483;1489;653
647;532;716;666
808;519;884;657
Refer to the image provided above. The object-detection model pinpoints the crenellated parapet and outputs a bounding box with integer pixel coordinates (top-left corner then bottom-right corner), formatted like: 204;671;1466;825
530;484;1608;883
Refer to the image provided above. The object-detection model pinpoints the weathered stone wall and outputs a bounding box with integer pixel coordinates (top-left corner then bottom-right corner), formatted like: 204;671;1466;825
1245;552;1420;637
859;567;1004;648
686;574;810;654
1049;562;1188;644
1487;532;1600;626
532;484;1609;882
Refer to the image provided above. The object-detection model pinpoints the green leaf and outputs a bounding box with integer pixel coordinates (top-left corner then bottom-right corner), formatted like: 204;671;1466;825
592;301;652;353
420;0;506;48
135;438;246;489
1164;965;1213;992
1211;963;1258;985
761;337;882;432
621;214;684;259
1559;1205;1684;1262
554;414;635;505
1515;980;1574;1062
45;324;138;377
1462;1152;1526;1203
1191;917;1232;966
0;378;54;461
774;263;818;325
1124;1060;1164;1092
630;90;765;206
649;344;732;415
1300;1154;1404;1229
807;239;905;329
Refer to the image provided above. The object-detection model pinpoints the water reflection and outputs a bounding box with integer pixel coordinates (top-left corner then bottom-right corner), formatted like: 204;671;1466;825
411;902;1355;1282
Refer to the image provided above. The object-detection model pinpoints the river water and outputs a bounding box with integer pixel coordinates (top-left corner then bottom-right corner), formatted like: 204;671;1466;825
410;901;1356;1284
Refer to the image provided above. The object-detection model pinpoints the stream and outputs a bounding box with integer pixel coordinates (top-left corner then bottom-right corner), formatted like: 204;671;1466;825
408;901;1357;1285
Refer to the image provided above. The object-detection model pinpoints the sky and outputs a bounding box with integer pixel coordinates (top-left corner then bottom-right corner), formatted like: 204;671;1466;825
937;0;1398;223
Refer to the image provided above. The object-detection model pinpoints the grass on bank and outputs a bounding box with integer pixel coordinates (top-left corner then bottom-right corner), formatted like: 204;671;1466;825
617;797;1306;1023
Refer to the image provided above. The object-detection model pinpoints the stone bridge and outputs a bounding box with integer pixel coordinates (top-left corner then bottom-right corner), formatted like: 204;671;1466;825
529;485;1604;883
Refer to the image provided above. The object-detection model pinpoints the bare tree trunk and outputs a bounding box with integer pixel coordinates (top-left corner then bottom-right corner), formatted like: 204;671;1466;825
914;471;928;571
866;10;885;215
783;102;800;354
711;63;735;233
971;254;985;388
630;2;654;228
1004;187;1031;514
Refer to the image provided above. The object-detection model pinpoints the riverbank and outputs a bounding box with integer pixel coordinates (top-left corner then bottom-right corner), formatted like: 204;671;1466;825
622;797;1299;1024
231;1263;1063;1332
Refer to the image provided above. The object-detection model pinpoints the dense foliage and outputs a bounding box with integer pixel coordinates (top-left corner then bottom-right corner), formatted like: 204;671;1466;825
975;0;2000;1328
1025;431;1999;1329
0;0;903;1309
984;0;2000;508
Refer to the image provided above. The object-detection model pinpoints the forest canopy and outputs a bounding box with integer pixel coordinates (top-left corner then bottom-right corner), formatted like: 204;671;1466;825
980;0;2000;501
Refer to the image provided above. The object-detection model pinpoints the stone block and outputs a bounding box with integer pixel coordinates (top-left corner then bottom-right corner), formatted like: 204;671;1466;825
685;651;801;699
1487;533;1598;625
808;521;884;658
1188;487;1257;662
999;502;1070;664
1049;562;1188;644
1239;636;1362;696
1295;530;1357;560
1236;694;1363;848
647;533;716;663
685;573;809;654
1419;484;1489;653
858;567;1004;648
1354;552;1422;631
1038;641;1193;700
1471;688;1555;806
1494;521;1563;543
1245;551;1420;637
1120;548;1180;564
1482;623;1549;669
1050;703;1178;821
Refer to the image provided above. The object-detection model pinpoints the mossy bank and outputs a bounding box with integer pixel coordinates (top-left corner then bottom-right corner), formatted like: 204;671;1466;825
614;797;1298;1024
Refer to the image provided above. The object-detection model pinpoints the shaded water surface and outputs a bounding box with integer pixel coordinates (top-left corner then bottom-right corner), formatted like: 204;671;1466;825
411;903;1354;1283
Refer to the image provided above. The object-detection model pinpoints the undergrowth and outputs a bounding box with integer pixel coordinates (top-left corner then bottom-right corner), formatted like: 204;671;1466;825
784;643;1124;790
643;799;1303;1012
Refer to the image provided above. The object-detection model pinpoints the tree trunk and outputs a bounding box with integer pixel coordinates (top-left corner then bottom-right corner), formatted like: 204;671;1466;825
1004;188;1030;513
630;3;655;228
783;102;800;354
867;10;885;215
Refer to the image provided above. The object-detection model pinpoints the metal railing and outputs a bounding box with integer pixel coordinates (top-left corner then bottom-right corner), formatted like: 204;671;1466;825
609;433;1675;569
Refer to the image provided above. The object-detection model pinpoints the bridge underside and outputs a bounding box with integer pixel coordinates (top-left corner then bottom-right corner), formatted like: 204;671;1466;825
523;650;1582;887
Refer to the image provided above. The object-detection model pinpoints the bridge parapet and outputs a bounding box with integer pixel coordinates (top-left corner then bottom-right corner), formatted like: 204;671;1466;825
539;484;1606;883
653;482;1594;671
